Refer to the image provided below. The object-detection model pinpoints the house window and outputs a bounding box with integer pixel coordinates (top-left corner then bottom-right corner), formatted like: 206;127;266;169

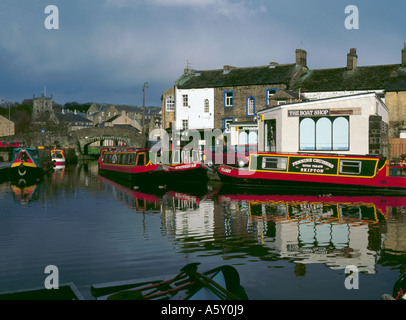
222;118;233;131
182;119;188;130
224;91;234;107
182;95;188;107
204;99;209;113
299;116;349;151
166;96;175;111
266;88;277;106
247;96;255;115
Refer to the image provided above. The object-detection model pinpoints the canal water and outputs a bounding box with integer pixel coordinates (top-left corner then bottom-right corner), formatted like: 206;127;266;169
0;161;405;300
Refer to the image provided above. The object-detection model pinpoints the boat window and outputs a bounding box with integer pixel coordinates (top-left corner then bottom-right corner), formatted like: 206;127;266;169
172;150;180;164
192;149;200;162
261;157;287;170
136;153;146;166
340;160;361;174
128;153;135;165
122;154;128;165
182;150;191;163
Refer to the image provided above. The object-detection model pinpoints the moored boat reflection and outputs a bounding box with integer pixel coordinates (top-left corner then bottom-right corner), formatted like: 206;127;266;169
216;186;406;274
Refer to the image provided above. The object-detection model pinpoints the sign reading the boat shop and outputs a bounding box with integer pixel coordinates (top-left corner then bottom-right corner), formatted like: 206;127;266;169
289;156;338;174
288;109;330;117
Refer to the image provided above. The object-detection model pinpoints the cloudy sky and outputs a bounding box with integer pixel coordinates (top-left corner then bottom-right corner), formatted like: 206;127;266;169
0;0;405;107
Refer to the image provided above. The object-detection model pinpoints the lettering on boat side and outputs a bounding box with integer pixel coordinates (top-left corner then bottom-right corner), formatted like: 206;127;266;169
344;265;359;290
290;157;337;174
44;265;59;289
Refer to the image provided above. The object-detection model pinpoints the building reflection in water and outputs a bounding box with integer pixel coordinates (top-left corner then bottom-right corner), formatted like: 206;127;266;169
218;192;406;274
84;167;406;275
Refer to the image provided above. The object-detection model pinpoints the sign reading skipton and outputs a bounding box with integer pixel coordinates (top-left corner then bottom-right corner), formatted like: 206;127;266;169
289;156;338;174
288;109;330;117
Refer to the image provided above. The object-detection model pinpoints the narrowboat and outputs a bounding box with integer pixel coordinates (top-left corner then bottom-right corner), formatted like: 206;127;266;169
98;148;167;188
217;152;406;193
51;149;66;167
159;148;209;183
9;147;53;182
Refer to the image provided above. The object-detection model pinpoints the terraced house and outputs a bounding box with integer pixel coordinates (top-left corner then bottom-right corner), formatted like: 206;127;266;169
162;49;308;144
162;44;406;155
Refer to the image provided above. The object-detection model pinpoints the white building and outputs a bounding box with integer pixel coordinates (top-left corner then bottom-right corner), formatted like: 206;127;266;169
257;93;389;156
175;88;214;131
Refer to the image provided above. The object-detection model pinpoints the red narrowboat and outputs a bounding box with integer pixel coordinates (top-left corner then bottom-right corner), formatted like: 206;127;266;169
159;148;209;183
217;152;406;193
98;148;167;187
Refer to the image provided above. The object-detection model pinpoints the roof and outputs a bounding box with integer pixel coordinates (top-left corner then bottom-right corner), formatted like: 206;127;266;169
176;63;302;89
292;64;402;92
386;68;406;91
54;112;92;123
269;89;302;100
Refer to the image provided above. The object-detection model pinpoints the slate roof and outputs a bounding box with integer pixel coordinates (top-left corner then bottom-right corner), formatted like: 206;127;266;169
54;112;92;123
292;64;402;92
175;63;302;89
269;89;302;100
386;68;406;91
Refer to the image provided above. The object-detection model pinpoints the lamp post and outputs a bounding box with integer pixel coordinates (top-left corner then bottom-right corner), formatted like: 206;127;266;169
142;82;149;136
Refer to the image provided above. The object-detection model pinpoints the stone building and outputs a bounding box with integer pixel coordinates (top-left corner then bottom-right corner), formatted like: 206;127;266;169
161;86;175;130
32;92;57;123
87;103;140;126
0;115;14;137
161;48;308;142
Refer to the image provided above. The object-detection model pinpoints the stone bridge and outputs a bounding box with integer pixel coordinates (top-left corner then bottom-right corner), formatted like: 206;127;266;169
4;126;146;157
71;126;146;155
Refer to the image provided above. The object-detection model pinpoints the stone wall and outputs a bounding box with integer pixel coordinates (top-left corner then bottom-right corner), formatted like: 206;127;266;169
385;91;406;138
369;115;389;157
0;115;15;137
213;84;287;129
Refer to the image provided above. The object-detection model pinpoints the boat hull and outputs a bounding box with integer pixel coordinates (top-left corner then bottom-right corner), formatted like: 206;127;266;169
218;166;405;193
99;165;167;188
218;151;406;194
164;163;209;184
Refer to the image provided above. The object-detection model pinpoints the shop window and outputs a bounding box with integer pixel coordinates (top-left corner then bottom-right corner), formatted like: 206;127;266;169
316;117;332;150
333;117;349;150
299;116;349;151
299;118;316;150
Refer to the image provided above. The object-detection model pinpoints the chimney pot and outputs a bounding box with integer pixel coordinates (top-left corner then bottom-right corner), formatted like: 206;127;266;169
402;42;406;67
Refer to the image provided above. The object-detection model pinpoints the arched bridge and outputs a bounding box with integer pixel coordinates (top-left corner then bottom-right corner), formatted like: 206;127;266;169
71;126;146;155
5;126;146;157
